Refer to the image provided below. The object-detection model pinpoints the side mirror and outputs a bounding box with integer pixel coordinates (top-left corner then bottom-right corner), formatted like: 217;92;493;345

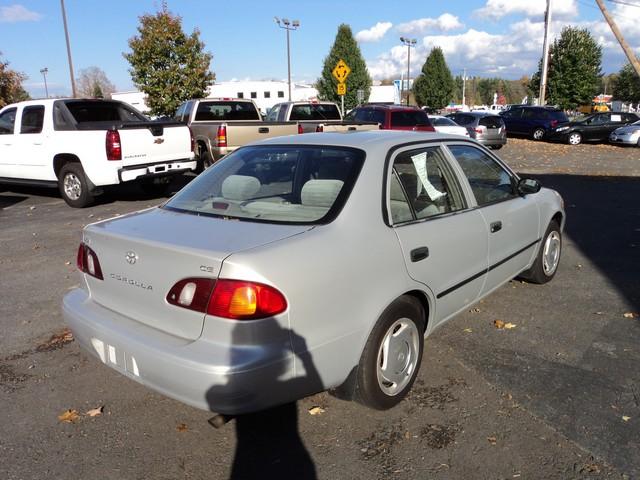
517;178;541;195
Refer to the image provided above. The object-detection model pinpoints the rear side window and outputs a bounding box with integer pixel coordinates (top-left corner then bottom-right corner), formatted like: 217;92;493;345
391;110;430;127
290;104;341;121
20;105;45;134
0;107;17;135
265;104;280;122
194;101;260;121
479;116;504;129
65;101;147;123
550;110;568;122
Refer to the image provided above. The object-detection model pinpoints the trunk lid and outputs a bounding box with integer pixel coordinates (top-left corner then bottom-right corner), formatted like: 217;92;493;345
82;207;309;340
117;123;192;167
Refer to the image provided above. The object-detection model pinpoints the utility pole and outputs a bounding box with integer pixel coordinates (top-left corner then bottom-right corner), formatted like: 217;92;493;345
539;0;552;106
400;37;416;106
60;0;77;97
462;68;466;108
595;0;640;77
40;67;49;98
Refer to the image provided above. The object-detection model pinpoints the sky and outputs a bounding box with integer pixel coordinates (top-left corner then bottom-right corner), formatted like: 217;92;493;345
1;0;640;98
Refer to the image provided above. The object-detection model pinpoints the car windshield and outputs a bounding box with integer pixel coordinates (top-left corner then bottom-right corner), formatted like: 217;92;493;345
164;145;365;224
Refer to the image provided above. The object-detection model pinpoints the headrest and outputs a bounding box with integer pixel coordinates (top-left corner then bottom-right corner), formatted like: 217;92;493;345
301;179;344;208
221;175;260;201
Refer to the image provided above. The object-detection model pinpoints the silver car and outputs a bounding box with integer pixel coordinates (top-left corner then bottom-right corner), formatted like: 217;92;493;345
610;119;640;146
63;131;564;414
446;111;508;149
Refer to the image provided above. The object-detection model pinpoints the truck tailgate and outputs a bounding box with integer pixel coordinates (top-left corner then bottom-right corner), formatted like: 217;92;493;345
118;124;193;167
227;123;299;148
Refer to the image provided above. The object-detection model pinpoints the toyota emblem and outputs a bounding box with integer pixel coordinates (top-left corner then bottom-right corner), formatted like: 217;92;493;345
125;251;138;264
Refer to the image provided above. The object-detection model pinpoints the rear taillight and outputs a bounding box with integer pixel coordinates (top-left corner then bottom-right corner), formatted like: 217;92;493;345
474;127;485;134
166;278;216;313
298;123;304;134
106;130;122;161
188;127;195;152
216;125;227;148
208;279;287;320
315;124;324;133
550;120;558;128
76;243;104;280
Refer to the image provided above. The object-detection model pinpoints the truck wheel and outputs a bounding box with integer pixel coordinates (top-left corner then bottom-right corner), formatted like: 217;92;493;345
58;163;94;208
532;128;545;141
197;145;214;173
354;295;425;410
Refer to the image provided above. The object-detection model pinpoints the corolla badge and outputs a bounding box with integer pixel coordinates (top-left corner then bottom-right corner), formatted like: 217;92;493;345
125;251;138;265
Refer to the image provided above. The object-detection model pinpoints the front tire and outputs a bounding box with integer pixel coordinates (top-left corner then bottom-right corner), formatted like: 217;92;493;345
567;132;582;145
355;296;425;410
58;163;94;208
521;220;562;284
532;128;545;141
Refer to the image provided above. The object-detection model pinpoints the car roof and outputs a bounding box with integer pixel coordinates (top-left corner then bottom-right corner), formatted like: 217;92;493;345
252;130;473;153
358;104;424;111
451;111;500;118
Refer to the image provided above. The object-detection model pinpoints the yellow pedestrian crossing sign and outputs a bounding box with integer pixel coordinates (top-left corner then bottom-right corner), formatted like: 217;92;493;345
332;59;351;83
337;83;346;95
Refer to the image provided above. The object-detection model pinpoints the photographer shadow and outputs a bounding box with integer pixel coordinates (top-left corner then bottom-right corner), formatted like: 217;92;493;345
205;320;322;480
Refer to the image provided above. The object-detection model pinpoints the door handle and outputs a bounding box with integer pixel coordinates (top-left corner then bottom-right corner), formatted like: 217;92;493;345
410;246;429;262
490;221;502;233
258;127;270;134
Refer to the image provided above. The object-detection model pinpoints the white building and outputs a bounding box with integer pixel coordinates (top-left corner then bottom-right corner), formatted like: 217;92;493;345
112;81;319;115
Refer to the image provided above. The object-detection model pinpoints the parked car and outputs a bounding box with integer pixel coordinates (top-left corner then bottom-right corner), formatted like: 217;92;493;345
500;106;568;140
428;115;470;137
175;98;299;168
0;99;196;207
609;119;640;146
549;112;640;145
344;104;435;132
446;111;507;149
265;101;378;133
63;130;564;415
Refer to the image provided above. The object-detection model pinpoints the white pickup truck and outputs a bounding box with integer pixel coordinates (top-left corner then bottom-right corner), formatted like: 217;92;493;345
0;99;196;207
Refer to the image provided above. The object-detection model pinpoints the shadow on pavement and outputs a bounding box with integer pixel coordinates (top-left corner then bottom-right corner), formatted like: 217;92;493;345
205;320;321;480
0;194;29;209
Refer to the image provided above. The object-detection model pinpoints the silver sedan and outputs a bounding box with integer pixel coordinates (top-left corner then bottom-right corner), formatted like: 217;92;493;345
610;120;640;146
63;131;565;414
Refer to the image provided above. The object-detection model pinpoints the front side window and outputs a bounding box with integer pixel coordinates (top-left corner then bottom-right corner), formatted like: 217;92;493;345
388;146;466;224
0;108;17;135
448;145;515;206
165;145;365;224
20;105;45;134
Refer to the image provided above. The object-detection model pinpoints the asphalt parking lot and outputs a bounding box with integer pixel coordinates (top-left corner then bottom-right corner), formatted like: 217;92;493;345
1;138;639;480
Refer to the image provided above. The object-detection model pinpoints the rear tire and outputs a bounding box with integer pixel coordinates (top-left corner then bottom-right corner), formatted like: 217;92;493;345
532;128;545;141
196;144;214;173
355;296;425;410
491;145;503;150
567;132;582;145
521;220;562;284
58;163;94;208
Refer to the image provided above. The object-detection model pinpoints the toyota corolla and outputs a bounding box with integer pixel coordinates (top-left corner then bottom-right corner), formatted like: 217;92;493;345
63;131;564;414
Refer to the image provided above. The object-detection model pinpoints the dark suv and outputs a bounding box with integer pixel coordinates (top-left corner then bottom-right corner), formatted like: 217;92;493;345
500;106;568;140
345;104;434;131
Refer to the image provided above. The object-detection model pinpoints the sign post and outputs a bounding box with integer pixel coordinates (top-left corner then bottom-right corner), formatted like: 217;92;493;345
332;59;351;117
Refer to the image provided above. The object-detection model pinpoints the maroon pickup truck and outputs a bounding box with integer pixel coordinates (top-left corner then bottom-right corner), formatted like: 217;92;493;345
344;104;435;132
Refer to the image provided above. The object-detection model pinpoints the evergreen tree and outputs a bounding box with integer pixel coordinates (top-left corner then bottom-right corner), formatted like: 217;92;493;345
0;53;29;107
612;63;640;102
316;24;372;111
124;4;214;117
412;47;454;109
530;27;602;109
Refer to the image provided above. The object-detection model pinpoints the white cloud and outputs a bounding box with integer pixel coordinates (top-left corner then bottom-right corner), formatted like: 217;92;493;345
397;14;464;36
355;22;393;43
474;0;578;20
0;4;42;22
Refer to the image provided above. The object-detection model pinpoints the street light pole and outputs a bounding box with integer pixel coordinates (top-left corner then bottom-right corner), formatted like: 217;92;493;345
400;37;416;106
40;68;49;98
60;0;77;97
275;17;300;101
539;0;552;106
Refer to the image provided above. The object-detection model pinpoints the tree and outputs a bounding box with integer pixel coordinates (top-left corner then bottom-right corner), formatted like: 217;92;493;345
76;66;116;99
123;4;214;117
412;47;454;109
612;63;640;102
0;53;30;107
316;24;372;111
530;27;602;109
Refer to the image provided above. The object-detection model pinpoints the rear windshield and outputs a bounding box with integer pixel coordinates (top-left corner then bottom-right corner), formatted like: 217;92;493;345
164;145;365;224
391;110;430;127
194;101;260;121
64;101;147;123
549;110;568;122
290;104;341;121
449;114;475;126
479;116;504;128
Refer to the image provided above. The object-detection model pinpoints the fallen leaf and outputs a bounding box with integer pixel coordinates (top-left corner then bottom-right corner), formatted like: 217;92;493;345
494;320;505;329
58;409;79;423
64;261;71;266
85;406;104;417
36;328;74;352
503;323;517;329
593;311;604;315
622;416;631;422
469;307;481;313
176;423;188;432
487;436;497;445
463;328;473;333
308;406;325;416
623;312;638;319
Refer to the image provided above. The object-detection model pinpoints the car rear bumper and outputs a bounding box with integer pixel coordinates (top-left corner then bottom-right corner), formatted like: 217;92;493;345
118;159;197;183
476;136;507;146
63;288;296;414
